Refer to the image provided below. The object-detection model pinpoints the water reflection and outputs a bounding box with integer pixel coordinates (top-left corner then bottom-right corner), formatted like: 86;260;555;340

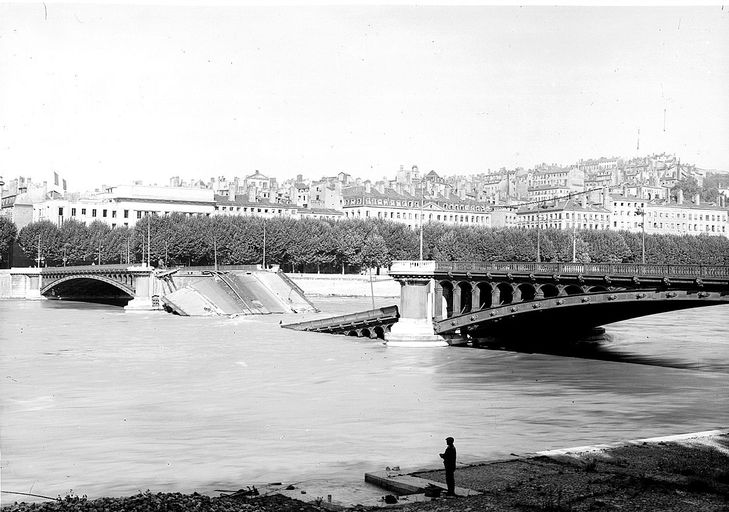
472;333;702;370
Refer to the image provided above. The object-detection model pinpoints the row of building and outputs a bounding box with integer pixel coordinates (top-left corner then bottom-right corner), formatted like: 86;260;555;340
2;168;728;239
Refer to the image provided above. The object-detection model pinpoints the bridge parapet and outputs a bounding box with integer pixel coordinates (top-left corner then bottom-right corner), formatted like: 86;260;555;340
391;261;729;279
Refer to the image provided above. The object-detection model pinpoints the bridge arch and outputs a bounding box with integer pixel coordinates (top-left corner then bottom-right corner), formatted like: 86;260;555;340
516;283;537;302
562;284;584;296
440;281;454;318
588;285;609;293
457;281;473;315
41;274;135;298
496;282;514;305
539;283;560;299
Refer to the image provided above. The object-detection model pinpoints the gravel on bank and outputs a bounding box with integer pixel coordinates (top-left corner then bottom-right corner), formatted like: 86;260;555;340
3;433;728;512
406;433;729;512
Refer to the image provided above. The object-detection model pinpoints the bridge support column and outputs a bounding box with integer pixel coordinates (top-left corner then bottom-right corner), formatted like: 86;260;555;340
124;270;155;310
471;286;480;311
386;278;448;347
452;286;462;317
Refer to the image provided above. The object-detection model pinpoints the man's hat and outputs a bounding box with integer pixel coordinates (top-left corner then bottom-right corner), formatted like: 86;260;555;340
445;437;454;443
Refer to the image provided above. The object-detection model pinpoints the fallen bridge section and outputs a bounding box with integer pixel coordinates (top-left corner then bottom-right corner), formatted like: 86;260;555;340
160;269;318;316
281;305;399;339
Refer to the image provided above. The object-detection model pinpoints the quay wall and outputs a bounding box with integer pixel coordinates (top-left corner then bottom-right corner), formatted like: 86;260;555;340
0;269;41;299
288;273;399;297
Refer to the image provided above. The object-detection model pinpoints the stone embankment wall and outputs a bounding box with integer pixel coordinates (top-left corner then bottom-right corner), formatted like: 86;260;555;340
0;270;40;299
288;273;399;297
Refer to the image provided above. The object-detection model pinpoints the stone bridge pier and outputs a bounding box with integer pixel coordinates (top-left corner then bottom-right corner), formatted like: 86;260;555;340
385;262;448;347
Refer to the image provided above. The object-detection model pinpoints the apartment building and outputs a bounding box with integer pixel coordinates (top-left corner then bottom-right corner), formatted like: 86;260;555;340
33;185;216;228
611;194;728;237
341;182;490;230
517;198;612;231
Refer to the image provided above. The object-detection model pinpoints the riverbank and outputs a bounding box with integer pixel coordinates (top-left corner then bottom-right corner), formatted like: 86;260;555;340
3;430;727;511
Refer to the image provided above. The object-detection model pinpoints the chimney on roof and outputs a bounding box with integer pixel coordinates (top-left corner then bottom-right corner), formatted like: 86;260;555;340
229;178;238;201
602;187;609;209
677;189;684;205
693;193;700;206
365;180;371;194
375;181;385;194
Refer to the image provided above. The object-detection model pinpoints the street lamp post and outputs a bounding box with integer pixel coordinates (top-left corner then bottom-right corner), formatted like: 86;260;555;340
572;217;577;263
262;220;267;269
36;234;43;267
97;240;103;266
213;238;218;272
635;206;646;264
419;180;424;260
536;210;541;263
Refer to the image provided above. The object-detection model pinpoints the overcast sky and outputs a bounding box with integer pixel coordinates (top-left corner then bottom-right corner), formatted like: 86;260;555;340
1;4;728;189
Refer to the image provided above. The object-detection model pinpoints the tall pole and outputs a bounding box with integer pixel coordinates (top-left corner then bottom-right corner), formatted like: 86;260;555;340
419;180;424;260
641;214;646;265
127;237;130;265
97;240;102;265
536;211;541;263
213;238;218;271
262;220;267;269
635;206;646;264
37;234;41;268
572;217;577;263
147;216;151;267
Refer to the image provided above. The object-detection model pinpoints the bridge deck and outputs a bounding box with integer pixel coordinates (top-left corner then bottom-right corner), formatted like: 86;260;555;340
282;305;399;335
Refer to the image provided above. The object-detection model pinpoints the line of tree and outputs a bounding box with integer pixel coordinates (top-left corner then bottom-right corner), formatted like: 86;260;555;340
9;214;729;272
0;217;18;268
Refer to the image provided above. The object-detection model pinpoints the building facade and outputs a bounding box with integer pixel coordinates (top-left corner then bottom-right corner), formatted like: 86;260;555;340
342;183;490;229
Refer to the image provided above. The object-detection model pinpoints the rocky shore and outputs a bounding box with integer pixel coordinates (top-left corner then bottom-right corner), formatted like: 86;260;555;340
3;432;727;512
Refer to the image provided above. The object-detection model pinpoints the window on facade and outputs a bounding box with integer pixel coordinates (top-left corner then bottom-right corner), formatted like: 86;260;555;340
81;208;86;215
102;209;107;217
92;209;97;217
137;211;142;219
123;210;129;218
112;210;117;218
71;208;76;216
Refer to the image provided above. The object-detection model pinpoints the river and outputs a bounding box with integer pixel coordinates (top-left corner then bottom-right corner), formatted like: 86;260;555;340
1;298;728;505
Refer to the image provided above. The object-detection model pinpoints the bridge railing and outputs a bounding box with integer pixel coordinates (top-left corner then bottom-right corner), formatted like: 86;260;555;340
391;261;729;278
39;264;151;273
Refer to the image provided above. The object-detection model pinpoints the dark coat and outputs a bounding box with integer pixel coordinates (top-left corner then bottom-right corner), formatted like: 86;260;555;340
440;444;456;471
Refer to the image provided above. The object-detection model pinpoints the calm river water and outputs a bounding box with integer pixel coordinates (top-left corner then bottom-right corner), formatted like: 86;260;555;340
1;298;728;505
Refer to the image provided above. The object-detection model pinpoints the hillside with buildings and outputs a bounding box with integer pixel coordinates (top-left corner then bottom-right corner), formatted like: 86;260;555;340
1;153;728;251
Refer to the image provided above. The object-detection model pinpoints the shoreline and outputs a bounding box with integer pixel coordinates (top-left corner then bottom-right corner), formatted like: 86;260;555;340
3;429;728;511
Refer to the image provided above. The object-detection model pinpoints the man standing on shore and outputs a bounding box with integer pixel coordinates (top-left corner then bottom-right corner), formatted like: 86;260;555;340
439;436;457;496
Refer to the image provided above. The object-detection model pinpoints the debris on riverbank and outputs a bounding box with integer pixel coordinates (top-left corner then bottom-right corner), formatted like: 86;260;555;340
1;491;331;512
3;431;727;512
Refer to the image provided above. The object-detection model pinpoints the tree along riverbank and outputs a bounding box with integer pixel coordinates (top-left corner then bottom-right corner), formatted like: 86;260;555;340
2;432;727;511
4;216;729;272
